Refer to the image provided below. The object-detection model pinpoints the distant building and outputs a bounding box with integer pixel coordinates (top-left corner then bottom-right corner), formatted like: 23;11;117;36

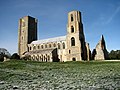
18;11;108;62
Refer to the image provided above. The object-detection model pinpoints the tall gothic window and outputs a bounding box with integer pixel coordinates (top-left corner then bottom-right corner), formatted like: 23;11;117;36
71;26;74;33
71;14;73;21
71;37;75;46
63;43;65;49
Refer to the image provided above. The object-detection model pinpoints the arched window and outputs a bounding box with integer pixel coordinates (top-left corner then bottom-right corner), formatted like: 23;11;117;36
38;46;40;49
58;43;60;49
30;47;31;50
53;43;56;47
71;37;75;46
71;14;73;21
41;45;43;49
63;43;65;49
71;26;74;33
49;44;51;48
72;58;76;61
69;50;71;54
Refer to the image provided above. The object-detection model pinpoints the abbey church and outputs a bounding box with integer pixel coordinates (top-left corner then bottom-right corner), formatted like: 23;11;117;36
18;11;109;62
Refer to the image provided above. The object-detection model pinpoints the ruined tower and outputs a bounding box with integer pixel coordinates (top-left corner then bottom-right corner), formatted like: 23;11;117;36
18;16;37;57
66;11;87;61
92;35;109;60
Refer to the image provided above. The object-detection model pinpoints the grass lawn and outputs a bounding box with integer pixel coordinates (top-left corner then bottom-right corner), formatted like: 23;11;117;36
0;60;120;90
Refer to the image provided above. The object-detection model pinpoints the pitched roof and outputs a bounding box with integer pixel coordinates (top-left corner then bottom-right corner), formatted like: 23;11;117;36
31;36;66;44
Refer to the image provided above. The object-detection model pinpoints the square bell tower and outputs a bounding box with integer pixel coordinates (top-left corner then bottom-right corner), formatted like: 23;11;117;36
66;11;87;61
18;16;37;57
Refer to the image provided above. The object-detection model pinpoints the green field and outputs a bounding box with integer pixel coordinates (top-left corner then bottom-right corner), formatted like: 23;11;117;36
0;60;120;90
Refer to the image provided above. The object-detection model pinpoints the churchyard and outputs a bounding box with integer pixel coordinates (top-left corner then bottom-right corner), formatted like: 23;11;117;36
0;60;120;90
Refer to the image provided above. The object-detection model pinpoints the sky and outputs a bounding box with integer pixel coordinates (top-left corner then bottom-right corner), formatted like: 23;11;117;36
0;0;120;54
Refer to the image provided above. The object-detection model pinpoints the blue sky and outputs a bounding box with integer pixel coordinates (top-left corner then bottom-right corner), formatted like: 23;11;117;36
0;0;120;54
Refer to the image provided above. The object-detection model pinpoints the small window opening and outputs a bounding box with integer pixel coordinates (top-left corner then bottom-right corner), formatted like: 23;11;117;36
69;50;71;54
71;14;74;21
71;26;74;33
72;58;76;61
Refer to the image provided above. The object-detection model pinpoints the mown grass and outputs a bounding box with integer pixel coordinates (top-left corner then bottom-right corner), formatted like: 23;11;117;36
0;60;120;90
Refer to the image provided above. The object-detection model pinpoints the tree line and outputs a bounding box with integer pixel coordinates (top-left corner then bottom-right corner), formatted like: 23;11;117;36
109;50;120;59
0;53;20;61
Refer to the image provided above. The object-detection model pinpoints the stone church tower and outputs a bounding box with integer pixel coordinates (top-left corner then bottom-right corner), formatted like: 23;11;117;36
18;16;37;57
18;11;92;61
66;11;87;61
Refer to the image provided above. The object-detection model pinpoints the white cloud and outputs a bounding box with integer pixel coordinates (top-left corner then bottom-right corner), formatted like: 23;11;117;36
105;6;120;24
